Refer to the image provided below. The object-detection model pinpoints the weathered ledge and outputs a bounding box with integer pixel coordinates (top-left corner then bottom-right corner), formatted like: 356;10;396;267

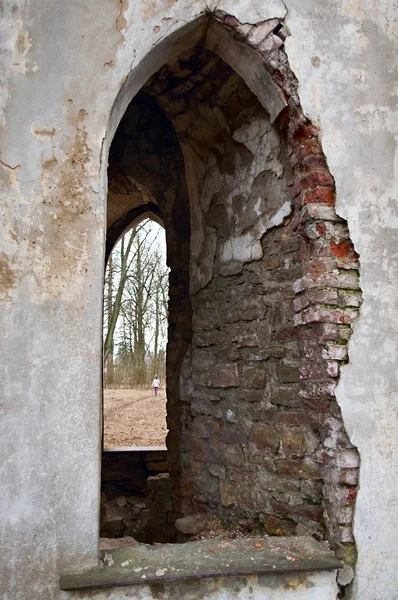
60;536;341;591
103;446;167;452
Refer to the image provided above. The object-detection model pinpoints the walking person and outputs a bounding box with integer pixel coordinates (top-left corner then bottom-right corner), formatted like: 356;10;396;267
152;375;160;397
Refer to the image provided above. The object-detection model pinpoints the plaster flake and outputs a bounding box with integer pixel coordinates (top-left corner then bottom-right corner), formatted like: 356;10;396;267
30;123;56;142
12;25;33;74
232;119;271;154
285;4;398;600
268;200;292;228
0;159;21;187
220;233;263;264
0;252;19;302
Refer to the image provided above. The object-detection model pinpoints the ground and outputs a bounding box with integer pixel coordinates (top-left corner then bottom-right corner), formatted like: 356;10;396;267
103;387;167;447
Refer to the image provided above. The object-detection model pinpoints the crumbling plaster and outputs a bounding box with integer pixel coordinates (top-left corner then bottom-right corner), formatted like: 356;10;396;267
285;3;398;599
0;1;397;599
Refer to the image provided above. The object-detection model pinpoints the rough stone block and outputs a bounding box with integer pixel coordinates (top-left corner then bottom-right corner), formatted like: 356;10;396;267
272;500;324;522
219;423;248;445
255;471;299;493
193;329;226;346
241;364;267;388
191;415;218;439
277;458;321;480
339;289;362;307
326;360;339;377
301;395;330;413
300;379;336;399
334;506;354;525
336;525;354;543
293;288;339;313
210;364;240;388
261;513;297;536
281;429;308;456
175;513;216;535
299;358;331;380
219;481;237;507
300;479;323;502
277;363;300;383
339;468;359;485
271;385;301;408
294;306;359;327
225;444;245;467
207;463;226;479
251;423;280;452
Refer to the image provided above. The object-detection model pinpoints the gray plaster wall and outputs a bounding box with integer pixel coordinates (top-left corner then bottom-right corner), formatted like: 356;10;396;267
284;4;398;598
61;572;338;600
0;1;397;599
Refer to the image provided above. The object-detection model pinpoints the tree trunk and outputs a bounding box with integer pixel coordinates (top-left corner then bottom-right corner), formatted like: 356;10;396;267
104;230;137;363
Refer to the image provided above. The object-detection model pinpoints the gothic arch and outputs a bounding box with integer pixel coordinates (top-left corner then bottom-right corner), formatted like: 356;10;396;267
103;11;361;566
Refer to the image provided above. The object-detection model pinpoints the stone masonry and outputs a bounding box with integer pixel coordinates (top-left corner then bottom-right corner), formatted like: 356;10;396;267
107;12;361;570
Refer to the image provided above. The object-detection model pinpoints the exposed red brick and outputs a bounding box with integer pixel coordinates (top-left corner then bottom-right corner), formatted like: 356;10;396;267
303;188;334;205
294;138;323;159
291;122;320;142
297;155;328;174
142;18;362;550
307;259;337;278
330;239;355;258
301;171;335;190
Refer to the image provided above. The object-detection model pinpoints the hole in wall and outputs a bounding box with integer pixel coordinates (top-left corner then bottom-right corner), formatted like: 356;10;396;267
99;15;361;570
103;219;169;449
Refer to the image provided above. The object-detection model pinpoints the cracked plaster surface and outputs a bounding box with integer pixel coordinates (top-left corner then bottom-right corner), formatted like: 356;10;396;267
284;3;398;599
1;1;397;599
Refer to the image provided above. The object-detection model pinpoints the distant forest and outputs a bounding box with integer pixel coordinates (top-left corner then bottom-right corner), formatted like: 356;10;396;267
104;220;168;387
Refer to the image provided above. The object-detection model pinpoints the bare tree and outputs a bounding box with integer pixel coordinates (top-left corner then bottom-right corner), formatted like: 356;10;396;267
103;220;168;388
104;223;145;364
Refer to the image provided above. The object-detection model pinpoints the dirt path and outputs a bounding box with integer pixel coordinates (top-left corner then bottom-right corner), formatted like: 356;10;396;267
103;388;167;448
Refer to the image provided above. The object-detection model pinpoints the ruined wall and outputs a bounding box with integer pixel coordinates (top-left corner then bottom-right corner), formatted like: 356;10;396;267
100;449;168;540
144;47;314;529
143;32;360;567
0;1;397;599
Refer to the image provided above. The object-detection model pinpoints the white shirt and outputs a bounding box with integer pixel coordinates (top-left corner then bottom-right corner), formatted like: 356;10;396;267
152;378;160;388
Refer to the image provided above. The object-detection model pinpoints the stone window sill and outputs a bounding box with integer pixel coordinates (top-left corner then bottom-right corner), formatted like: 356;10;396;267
60;536;341;591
